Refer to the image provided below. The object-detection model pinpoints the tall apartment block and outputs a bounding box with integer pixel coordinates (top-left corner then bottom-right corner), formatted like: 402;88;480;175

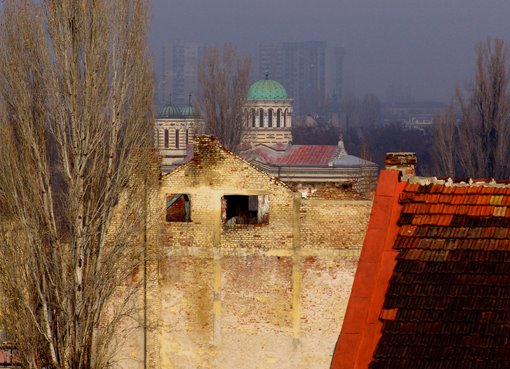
159;41;206;108
259;41;345;115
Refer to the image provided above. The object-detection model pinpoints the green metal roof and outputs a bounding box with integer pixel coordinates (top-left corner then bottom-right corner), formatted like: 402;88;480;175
247;78;288;100
181;105;200;117
159;105;201;119
159;105;182;119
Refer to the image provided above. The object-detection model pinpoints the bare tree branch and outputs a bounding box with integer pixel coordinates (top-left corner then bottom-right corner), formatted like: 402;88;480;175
0;1;156;369
431;105;456;177
431;37;510;179
197;44;251;152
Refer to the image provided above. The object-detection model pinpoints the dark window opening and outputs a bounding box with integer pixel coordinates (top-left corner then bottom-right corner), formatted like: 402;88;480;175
185;128;189;144
175;129;180;148
166;194;191;222
252;109;256;127
222;195;269;225
283;110;287;127
259;109;264;127
164;129;169;148
268;109;273;127
277;110;281;127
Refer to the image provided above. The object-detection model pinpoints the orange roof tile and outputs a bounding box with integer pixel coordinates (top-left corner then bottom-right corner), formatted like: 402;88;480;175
332;173;510;369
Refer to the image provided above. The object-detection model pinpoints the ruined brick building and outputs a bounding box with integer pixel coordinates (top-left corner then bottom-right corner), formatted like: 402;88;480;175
0;77;376;368
119;77;379;369
0;78;376;369
138;136;373;369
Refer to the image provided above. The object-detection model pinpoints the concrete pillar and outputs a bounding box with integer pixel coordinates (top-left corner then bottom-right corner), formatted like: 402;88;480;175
291;193;302;348
213;251;222;345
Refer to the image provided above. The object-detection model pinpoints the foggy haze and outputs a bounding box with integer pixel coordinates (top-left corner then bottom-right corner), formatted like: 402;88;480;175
149;0;510;102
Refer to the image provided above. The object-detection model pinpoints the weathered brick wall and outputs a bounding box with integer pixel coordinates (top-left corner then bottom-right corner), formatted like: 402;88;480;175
157;255;214;367
298;257;358;367
219;256;294;369
145;137;373;369
159;137;296;252
300;195;372;257
222;255;293;332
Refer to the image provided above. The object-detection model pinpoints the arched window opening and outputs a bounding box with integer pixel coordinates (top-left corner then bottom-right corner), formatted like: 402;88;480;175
164;129;169;148
259;109;264;127
175;129;180;149
276;110;281;127
186;128;189;145
252;109;256;127
283;110;287;127
268;109;273;128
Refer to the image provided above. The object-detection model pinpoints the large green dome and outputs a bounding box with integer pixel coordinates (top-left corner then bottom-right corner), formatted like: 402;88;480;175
159;104;202;119
159;105;182;119
181;105;200;117
247;77;288;100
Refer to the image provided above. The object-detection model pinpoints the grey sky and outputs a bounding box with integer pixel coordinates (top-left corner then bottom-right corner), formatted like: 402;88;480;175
149;0;510;102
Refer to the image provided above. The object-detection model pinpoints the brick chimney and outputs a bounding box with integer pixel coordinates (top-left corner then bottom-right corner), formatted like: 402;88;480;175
385;152;417;177
193;135;217;155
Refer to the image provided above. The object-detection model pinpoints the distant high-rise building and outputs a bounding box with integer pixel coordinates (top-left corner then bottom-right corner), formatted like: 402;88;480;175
258;41;345;115
159;41;206;108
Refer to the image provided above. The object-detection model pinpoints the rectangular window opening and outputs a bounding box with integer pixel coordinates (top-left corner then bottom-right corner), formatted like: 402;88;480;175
222;195;269;225
164;130;169;148
175;129;180;148
166;193;191;222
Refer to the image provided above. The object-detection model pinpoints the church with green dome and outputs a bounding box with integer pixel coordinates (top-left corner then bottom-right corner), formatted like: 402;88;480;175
242;75;293;146
154;77;377;188
247;78;288;100
239;76;377;187
155;95;205;170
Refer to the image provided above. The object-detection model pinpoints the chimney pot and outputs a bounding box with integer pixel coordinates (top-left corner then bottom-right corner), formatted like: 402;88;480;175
385;152;417;176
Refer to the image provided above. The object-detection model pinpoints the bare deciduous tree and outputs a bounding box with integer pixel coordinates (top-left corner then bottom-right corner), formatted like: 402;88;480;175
340;93;361;132
359;135;373;162
0;1;155;369
197;44;251;152
431;106;456;177
432;38;510;178
360;93;381;128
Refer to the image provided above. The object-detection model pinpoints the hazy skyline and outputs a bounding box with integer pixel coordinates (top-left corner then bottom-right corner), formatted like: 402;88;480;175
149;0;510;102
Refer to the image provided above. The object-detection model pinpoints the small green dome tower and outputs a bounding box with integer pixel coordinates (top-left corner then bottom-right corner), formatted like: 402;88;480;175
247;75;288;100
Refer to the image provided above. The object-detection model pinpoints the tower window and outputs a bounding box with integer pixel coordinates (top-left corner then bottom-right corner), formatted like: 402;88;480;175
259;109;264;128
164;129;169;148
251;109;256;128
186;128;189;145
175;129;180;148
277;110;281;127
268;109;273;128
283;110;287;127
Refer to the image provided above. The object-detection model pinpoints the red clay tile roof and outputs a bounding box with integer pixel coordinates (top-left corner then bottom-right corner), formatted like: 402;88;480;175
331;172;510;369
255;145;338;166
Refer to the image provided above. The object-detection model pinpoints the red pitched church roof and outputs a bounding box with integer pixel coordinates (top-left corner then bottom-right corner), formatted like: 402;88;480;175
255;144;339;166
331;170;510;369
